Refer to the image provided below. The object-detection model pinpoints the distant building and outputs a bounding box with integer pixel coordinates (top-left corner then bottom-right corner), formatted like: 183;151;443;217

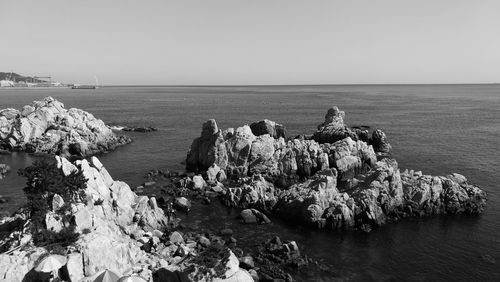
0;80;14;87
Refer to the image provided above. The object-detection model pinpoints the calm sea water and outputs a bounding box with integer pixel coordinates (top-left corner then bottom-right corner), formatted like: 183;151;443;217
0;85;499;281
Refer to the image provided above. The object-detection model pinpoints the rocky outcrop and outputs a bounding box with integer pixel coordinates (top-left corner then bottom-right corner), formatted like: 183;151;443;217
185;105;486;231
312;106;392;157
0;156;165;281
312;106;358;144
222;159;486;231
0;156;261;282
186;123;374;181
186;106;390;183
0;97;131;157
186;119;226;172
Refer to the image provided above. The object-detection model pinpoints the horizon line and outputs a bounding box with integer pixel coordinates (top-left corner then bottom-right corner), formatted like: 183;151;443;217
101;82;500;87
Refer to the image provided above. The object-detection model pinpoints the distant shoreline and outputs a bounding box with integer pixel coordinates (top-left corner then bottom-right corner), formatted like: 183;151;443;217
35;83;500;88
1;83;499;89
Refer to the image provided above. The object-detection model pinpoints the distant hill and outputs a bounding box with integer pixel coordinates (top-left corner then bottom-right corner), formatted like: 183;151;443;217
0;72;47;83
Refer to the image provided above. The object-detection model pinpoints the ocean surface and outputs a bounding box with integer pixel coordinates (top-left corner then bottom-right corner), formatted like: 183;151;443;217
0;85;499;281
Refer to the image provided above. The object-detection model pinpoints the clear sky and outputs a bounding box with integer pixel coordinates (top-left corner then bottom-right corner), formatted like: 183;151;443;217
2;0;499;85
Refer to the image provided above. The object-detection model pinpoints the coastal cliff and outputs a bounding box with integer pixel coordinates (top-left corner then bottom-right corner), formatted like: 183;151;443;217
0;97;131;157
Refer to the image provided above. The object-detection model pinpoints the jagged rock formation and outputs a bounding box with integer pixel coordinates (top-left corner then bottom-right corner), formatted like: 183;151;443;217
312;106;358;144
0;97;131;157
311;106;393;159
186;106;487;232
221;159;486;231
186;106;390;180
186;122;376;182
0;156;255;282
0;156;167;281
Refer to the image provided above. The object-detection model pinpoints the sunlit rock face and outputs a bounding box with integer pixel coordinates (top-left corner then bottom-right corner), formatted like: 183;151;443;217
0;96;131;157
186;106;486;232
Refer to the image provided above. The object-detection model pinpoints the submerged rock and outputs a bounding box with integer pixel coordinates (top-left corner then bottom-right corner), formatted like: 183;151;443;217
0;96;131;157
121;126;158;133
240;208;271;224
174;197;192;212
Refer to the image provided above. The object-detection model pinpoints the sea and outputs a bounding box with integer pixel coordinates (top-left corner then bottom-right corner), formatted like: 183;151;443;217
0;85;499;281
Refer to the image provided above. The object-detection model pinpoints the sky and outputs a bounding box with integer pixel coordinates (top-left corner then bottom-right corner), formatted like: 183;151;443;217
2;0;500;85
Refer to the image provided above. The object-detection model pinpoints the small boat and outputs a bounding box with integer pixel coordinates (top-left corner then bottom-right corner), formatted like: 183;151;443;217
71;76;99;89
71;84;96;89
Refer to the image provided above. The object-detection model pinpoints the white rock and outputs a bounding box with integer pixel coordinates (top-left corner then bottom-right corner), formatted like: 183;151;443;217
110;181;136;209
52;194;65;211
66;252;84;282
99;167;114;187
74;208;93;232
56;156;78;176
207;164;221;182
192;175;206;190
214;249;240;280
90;156;104;171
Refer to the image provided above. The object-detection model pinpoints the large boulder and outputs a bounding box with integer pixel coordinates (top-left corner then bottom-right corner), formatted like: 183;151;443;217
240;208;271;224
0;97;131;157
133;196;168;231
77;222;148;277
249;119;286;139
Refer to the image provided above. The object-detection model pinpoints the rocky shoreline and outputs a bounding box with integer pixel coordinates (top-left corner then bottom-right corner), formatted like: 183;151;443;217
0;97;131;157
0;99;488;281
0;156;321;281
